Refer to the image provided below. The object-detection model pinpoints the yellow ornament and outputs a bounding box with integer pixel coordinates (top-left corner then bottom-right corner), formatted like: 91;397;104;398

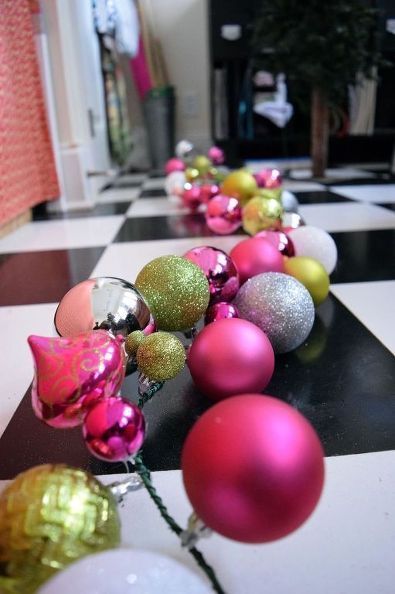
284;256;330;306
137;331;186;381
185;167;200;183
256;188;282;202
0;464;120;594
192;155;211;176
125;330;145;356
221;169;258;205
242;196;283;235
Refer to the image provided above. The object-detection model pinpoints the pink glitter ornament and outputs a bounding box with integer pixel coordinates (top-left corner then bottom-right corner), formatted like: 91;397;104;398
28;330;125;428
182;185;202;211
255;229;295;257
83;396;145;462
254;168;282;188
204;302;239;325
183;246;239;303
187;318;274;401
165;158;185;174
182;394;325;543
229;237;284;285
207;146;225;165
205;194;242;235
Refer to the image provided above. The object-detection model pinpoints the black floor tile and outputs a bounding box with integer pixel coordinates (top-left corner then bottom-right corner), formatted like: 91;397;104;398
33;202;129;221
0;247;105;306
0;295;394;479
330;229;395;283
294;191;354;204
139;188;167;197
113;214;245;242
377;203;395;212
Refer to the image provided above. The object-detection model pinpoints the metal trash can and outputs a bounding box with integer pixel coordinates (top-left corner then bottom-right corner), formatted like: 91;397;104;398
143;86;175;171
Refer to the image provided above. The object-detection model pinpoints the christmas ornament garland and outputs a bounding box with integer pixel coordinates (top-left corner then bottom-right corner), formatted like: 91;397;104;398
0;147;341;593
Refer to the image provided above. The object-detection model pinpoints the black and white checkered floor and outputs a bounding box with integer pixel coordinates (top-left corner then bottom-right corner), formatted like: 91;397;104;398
0;165;394;593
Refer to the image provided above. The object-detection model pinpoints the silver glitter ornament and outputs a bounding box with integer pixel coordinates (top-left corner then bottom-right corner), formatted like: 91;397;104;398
233;272;315;353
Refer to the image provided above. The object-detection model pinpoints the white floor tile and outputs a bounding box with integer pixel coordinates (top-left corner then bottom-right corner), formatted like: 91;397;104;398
1;450;385;594
91;236;243;282
330;184;395;203
0;216;124;253
331;281;395;355
97;187;140;203
126;198;204;218
0;303;58;437
299;202;395;232
282;180;326;192
142;177;167;190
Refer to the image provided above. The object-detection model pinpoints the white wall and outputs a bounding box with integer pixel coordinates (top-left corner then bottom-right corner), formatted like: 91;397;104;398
149;0;211;151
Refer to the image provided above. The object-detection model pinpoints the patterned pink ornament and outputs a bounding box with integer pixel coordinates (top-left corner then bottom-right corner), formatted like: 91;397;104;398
205;194;242;235
182;185;202;211
205;302;239;325
183;246;239;303
254;168;282;188
83;396;145;461
207;146;225;165
199;184;220;204
255;229;295;257
165;158;185;174
28;330;126;428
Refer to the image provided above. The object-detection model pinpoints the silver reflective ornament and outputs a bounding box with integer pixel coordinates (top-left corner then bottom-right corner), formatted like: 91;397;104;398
54;277;155;374
175;139;195;160
233;272;315;353
281;190;299;213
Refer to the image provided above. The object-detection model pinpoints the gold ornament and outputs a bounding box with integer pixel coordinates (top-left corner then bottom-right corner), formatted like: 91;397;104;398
185;167;200;183
221;170;258;205
125;330;146;356
284;256;330;306
137;331;186;381
256;188;282;202
135;255;210;331
0;464;120;594
242;196;283;235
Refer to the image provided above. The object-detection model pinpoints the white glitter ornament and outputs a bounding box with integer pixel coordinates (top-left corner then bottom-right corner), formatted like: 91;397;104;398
233;272;315;353
281;190;299;212
164;171;186;197
288;225;338;275
38;549;212;594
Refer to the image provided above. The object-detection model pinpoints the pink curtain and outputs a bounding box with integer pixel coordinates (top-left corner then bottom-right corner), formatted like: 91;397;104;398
0;0;59;227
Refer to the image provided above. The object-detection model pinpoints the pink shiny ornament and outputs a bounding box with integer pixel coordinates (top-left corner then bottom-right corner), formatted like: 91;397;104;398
254;168;282;188
205;302;239;325
199;184;220;203
28;330;125;428
183;246;239;303
229;237;284;285
165;158;185;174
182;185;202;211
255;229;295;257
207;146;225;165
205;194;242;235
182;394;325;543
187;318;274;401
83;396;145;462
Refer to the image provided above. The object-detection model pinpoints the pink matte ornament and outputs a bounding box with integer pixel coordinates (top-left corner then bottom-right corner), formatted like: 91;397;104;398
255;229;295;257
182;394;325;543
207;146;225;165
254;168;282;188
183;246;239;303
165;158;185;174
83;396;145;462
187;318;274;401
229;237;285;285
205;194;242;235
204;302;239;325
28;330;126;428
182;186;202;211
199;184;220;203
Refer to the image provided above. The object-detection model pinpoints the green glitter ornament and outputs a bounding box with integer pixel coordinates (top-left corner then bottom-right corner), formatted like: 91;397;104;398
0;464;121;594
125;330;146;356
135;256;210;331
137;332;186;381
